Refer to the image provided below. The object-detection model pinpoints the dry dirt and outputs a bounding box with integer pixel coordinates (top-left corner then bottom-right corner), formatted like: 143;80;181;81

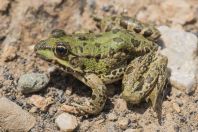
0;0;198;131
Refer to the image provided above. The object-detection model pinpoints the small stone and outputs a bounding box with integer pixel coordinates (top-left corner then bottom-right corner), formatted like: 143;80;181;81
117;118;130;130
0;97;36;131
172;102;181;113
29;95;53;111
55;113;78;132
124;128;143;132
108;113;118;121
18;73;49;94
159;26;198;94
114;98;128;113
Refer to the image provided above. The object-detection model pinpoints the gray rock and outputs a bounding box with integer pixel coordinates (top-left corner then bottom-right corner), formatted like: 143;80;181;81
55;113;78;132
18;73;49;94
0;97;36;131
158;26;198;94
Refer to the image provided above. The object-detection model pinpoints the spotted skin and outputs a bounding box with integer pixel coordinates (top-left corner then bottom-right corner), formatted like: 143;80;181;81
34;23;168;115
94;15;161;41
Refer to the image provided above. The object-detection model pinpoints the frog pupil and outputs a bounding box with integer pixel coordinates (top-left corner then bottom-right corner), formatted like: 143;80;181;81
55;45;68;56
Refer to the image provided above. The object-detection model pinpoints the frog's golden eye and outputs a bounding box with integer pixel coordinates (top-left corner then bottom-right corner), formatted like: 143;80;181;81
55;42;69;57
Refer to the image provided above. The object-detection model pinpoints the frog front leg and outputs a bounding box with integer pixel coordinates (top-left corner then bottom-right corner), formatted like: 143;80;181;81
70;73;107;115
121;52;168;111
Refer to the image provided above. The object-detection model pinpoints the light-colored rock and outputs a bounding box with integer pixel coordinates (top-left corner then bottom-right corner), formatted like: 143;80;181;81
158;26;198;94
55;113;78;132
108;113;118;121
124;128;143;132
0;97;36;131
114;98;128;113
18;73;49;94
117;118;130;130
29;95;53;111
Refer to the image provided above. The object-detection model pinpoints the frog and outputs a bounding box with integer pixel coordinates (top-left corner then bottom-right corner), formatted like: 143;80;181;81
34;20;168;115
93;15;161;41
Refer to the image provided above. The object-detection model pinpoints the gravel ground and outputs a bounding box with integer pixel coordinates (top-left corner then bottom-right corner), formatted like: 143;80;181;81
0;0;198;132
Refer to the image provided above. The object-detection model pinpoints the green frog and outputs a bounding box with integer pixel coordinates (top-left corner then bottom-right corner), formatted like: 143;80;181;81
34;16;168;115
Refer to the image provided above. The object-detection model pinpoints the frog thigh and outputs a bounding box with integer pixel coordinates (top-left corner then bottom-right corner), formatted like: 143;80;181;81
71;73;107;115
121;52;168;107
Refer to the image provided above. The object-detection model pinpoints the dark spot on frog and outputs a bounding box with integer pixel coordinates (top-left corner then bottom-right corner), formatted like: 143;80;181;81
105;24;113;31
131;38;140;47
120;19;128;29
112;29;120;34
112;70;117;75
92;94;97;100
95;54;101;62
125;66;134;74
83;42;87;46
81;64;86;70
133;25;142;33
143;29;153;37
78;36;88;40
109;48;114;56
119;68;123;73
95;43;101;48
113;37;124;43
95;34;102;38
79;46;83;53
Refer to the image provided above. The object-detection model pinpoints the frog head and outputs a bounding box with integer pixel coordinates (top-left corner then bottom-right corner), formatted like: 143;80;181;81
34;29;82;72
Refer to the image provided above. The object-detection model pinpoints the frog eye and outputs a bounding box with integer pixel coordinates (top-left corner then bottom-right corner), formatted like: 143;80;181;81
55;42;69;57
51;29;66;38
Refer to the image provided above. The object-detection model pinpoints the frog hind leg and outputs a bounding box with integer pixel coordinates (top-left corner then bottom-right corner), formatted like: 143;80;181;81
70;73;107;115
121;52;168;111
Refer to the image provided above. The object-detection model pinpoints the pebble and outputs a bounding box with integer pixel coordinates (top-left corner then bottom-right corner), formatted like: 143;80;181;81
55;113;78;132
114;98;128;113
29;95;53;111
159;26;198;95
124;128;143;132
108;113;118;121
117;118;130;130
0;97;36;131
18;73;49;94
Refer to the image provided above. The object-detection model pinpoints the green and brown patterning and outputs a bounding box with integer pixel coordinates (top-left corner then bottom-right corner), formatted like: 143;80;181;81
34;16;168;115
